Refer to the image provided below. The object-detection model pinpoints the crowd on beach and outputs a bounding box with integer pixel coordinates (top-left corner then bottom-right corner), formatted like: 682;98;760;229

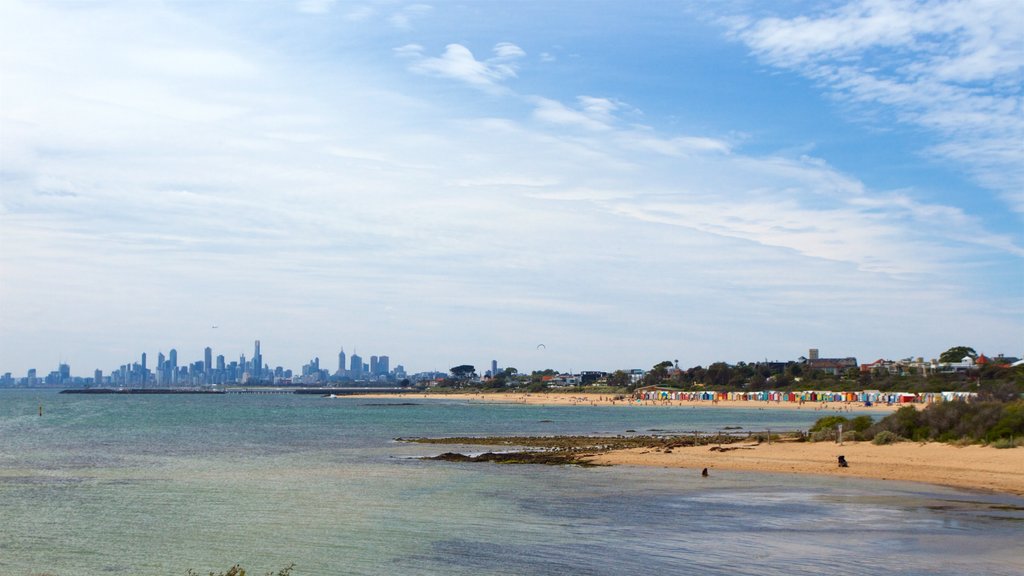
632;387;975;406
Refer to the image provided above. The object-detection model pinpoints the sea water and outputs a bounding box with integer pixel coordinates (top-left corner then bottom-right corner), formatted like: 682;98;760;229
1;390;1021;576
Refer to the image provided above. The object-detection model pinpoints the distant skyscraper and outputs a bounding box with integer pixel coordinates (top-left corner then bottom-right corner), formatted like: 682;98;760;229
338;348;346;375
216;355;225;371
169;349;178;385
94;369;102;385
350;353;363;379
253;340;262;380
204;347;212;375
141;353;147;372
370;356;379;376
378;355;389;376
491;359;498;378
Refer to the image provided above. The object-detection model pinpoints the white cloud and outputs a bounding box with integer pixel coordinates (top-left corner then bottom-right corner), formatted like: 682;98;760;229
531;96;615;131
493;42;526;60
730;0;1024;213
403;42;525;89
1;0;1020;374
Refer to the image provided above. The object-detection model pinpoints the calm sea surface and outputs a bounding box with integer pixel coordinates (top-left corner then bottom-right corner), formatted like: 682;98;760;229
1;389;1022;576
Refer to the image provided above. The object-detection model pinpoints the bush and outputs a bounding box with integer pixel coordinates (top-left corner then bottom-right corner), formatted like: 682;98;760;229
985;401;1024;443
849;415;873;433
871;405;926;441
872;430;901;445
989;437;1023;449
187;564;294;576
809;415;848;433
809;429;834;442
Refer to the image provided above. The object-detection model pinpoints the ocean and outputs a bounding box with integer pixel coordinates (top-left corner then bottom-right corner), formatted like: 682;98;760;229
1;390;1022;576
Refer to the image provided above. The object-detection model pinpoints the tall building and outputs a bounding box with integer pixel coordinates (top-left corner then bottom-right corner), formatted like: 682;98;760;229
169;349;178;385
157;352;166;386
204;347;212;379
216;355;225;371
370;356;379;376
338;348;346;375
378;355;389;376
253;340;263;380
141;353;147;372
491;359;498;378
350;353;363;380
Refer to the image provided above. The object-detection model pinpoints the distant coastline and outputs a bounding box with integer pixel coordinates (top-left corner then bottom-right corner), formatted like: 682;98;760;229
56;387;411;395
344;391;908;412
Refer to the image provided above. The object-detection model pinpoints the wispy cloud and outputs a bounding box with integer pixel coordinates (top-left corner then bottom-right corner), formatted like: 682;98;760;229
389;3;433;30
1;0;1019;374
729;0;1024;213
398;42;526;89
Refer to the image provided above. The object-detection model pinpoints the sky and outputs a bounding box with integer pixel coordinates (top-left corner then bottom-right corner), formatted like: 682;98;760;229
1;0;1022;377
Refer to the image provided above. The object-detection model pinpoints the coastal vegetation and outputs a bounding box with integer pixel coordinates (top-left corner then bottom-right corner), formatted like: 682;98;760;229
807;399;1024;445
428;345;1023;397
186;564;294;576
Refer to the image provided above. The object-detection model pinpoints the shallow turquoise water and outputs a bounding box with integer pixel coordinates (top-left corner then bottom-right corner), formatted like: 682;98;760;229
1;390;1022;575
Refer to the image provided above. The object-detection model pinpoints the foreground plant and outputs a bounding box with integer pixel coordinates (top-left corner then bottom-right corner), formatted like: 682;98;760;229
187;563;294;576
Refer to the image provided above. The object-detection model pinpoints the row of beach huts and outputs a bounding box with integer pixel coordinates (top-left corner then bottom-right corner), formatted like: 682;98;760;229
633;387;976;405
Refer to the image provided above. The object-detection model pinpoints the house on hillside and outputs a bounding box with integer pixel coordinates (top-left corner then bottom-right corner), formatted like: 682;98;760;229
802;349;857;376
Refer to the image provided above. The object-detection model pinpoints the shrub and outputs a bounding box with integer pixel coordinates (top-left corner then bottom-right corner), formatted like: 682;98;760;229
809;429;834;442
187;564;294;576
989;437;1023;449
849;415;873;433
809;415;848;433
872;405;927;440
985;401;1024;443
872;430;901;445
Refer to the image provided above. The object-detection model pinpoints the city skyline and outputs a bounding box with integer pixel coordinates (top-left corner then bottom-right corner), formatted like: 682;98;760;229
2;1;1021;376
0;338;412;387
3;337;1019;388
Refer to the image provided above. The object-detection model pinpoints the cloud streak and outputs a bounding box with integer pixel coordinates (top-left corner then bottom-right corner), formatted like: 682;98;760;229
399;42;525;89
729;0;1024;213
0;0;1020;375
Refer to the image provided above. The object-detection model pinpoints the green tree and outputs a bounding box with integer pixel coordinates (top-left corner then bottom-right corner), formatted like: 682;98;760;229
640;361;673;388
705;362;732;387
939;346;977;363
606;370;631;389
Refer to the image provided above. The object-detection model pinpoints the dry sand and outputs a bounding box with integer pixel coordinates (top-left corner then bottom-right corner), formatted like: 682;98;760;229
587;440;1024;496
347;391;1022;495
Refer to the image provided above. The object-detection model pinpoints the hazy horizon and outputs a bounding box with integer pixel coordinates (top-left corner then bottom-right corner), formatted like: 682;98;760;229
2;0;1021;376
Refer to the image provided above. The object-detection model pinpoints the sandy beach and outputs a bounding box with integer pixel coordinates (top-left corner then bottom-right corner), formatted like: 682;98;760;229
347;391;907;413
587;440;1024;496
350;391;1023;496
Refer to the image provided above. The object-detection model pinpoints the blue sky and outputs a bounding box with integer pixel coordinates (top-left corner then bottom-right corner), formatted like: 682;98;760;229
1;0;1021;376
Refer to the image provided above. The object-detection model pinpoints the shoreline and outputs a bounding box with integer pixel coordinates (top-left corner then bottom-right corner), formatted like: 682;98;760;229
360;392;1024;496
345;391;907;413
587;440;1024;497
